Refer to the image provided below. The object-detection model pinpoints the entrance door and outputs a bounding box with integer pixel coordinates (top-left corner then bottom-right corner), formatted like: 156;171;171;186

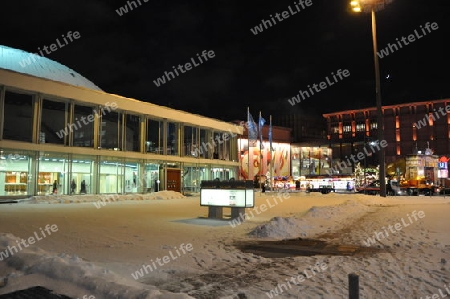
167;168;181;192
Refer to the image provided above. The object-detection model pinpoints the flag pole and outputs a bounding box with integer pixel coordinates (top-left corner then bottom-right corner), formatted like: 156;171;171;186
259;111;262;193
270;115;273;192
247;107;250;182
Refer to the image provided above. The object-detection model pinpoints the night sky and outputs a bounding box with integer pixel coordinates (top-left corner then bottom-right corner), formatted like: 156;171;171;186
1;0;449;122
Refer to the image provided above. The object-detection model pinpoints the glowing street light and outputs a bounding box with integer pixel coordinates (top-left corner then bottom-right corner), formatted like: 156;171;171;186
350;1;361;12
350;0;393;197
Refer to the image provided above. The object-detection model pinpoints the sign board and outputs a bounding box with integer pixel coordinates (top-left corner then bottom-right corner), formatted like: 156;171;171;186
200;180;254;208
438;169;448;179
438;162;448;169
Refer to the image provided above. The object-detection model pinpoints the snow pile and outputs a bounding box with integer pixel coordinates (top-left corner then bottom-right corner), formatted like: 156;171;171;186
248;216;312;239
249;200;373;239
305;199;372;219
23;191;186;204
0;233;194;299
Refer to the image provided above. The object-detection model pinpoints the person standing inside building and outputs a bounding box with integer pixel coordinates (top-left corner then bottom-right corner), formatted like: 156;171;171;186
80;180;87;194
70;179;77;194
52;180;58;194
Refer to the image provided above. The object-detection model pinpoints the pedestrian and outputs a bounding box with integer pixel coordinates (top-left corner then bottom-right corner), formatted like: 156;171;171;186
70;179;77;194
80;180;87;194
52;180;58;194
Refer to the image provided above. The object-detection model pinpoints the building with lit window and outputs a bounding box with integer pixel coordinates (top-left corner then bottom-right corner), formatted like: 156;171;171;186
0;46;241;198
290;144;332;178
236;122;292;181
323;99;450;173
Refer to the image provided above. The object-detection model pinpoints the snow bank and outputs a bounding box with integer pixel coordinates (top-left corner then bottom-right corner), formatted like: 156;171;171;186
0;233;194;299
23;191;186;204
249;200;373;239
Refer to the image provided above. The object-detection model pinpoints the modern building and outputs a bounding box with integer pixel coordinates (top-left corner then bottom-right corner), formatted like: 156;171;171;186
323;99;450;174
290;143;332;178
235;118;333;186
0;45;242;198
236;121;292;181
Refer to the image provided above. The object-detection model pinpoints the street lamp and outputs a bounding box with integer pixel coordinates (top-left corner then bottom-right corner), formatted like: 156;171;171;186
350;0;392;197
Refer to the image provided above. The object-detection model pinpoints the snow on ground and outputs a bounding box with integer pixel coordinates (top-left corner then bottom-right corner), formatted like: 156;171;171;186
0;191;449;298
24;190;186;205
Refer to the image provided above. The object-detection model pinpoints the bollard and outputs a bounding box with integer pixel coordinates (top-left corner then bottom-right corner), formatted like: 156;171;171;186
348;273;359;299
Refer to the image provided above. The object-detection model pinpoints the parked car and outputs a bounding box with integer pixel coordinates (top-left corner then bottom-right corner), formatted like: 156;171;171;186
387;179;407;196
357;180;407;196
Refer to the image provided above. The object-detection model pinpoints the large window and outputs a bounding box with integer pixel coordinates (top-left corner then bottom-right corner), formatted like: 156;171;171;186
144;162;160;192
332;126;339;134
211;166;236;181
183;164;208;192
166;122;179;156
3;91;33;142
124;160;139;193
38;153;69;195
343;124;352;133
99;158;124;194
208;131;231;160
100;111;121;150
125;114;140;152
0;151;31;196
184;125;198;157
73;104;95;147
41;99;67;145
356;122;365;132
71;155;94;195
146;118;163;154
199;129;209;159
220;131;232;161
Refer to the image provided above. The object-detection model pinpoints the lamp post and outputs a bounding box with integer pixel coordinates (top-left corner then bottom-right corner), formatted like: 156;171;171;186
350;0;391;197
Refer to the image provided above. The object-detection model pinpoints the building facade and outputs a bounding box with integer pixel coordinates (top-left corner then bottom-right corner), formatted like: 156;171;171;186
0;46;242;197
236;122;292;181
323;99;450;174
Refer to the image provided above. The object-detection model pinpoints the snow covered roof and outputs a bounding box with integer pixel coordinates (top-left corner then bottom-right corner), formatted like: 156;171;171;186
0;45;102;91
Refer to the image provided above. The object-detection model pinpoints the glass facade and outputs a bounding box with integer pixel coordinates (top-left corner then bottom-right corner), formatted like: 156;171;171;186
3;91;33;142
73;104;95;147
184;125;198;157
146;118;163;154
144;162;160;192
71;155;94;195
41;99;67;145
99;158;124;194
100;110;121;150
291;146;332;178
0;150;32;196
38;153;69;195
0;88;241;196
125;114;140;152
166;121;179;156
183;164;208;192
199;129;209;159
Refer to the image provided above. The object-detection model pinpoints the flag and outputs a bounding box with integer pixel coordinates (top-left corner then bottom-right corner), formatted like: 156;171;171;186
258;112;266;148
268;115;273;151
247;109;258;147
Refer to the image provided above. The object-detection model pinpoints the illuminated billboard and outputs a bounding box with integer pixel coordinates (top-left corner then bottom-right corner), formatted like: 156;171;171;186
200;180;254;208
